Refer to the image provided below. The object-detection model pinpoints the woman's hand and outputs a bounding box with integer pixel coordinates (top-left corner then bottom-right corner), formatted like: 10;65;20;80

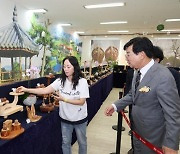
52;93;64;101
16;86;28;93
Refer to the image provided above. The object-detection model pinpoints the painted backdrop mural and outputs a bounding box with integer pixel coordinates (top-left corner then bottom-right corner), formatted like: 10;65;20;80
0;10;82;83
28;14;82;76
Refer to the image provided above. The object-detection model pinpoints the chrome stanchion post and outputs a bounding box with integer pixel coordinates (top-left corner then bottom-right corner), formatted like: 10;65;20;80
110;91;123;154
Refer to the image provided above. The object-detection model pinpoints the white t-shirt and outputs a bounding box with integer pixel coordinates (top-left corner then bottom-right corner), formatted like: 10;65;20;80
51;77;89;122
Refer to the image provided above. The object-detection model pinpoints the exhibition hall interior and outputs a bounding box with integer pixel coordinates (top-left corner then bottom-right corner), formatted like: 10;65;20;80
0;0;179;154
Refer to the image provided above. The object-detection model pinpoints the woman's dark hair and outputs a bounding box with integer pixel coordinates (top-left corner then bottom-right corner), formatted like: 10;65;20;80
61;56;83;90
123;37;154;58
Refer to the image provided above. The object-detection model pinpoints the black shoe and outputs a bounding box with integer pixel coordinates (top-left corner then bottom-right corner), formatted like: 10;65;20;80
127;148;133;154
128;130;132;136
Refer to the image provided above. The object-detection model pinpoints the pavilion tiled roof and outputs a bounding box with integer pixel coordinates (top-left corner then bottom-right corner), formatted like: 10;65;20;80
0;6;39;57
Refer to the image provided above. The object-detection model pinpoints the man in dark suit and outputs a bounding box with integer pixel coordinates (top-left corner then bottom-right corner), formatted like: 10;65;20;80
153;46;180;96
105;37;180;154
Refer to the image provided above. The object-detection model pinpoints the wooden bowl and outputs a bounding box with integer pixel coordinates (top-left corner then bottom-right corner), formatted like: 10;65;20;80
40;103;54;113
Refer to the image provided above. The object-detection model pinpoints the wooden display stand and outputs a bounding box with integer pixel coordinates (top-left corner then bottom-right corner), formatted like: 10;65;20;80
0;92;24;118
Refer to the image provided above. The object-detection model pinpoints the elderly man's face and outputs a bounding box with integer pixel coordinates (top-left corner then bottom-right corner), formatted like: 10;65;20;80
125;45;142;69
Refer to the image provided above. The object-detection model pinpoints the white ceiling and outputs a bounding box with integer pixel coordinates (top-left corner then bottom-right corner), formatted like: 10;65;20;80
13;0;180;36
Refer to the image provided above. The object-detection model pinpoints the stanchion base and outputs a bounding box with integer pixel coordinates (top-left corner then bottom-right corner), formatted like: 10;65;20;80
112;125;125;131
124;109;128;113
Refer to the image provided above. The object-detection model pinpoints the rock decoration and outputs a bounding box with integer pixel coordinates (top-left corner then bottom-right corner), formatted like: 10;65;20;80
23;94;37;106
105;46;119;61
92;47;104;64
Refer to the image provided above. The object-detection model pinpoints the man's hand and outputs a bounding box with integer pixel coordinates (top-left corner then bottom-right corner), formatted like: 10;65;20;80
104;105;115;116
162;146;178;154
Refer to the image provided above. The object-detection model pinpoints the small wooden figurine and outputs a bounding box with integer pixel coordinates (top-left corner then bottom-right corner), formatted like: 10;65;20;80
0;119;24;139
26;104;42;122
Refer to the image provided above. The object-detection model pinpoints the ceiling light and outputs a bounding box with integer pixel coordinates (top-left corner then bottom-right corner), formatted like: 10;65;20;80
75;31;85;34
161;29;180;32
84;2;125;9
165;19;180;22
108;30;129;33
100;21;127;24
155;37;180;40
30;9;47;13
58;23;72;26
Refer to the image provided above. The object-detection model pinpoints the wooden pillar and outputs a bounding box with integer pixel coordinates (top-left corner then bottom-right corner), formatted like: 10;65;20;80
19;56;22;80
11;57;14;79
25;57;27;72
29;57;32;69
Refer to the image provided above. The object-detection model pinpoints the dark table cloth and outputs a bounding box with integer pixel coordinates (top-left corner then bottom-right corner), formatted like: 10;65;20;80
0;73;113;154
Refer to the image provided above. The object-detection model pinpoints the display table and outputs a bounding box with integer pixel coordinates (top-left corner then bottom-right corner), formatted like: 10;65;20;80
0;73;113;154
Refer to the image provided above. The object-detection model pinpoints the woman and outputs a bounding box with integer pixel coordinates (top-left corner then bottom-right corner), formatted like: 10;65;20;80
17;56;89;154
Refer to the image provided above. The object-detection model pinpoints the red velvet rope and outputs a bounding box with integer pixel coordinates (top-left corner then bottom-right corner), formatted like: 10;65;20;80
120;111;163;154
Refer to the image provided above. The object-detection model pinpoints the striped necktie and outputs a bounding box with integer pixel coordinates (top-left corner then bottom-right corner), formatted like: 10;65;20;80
135;70;141;93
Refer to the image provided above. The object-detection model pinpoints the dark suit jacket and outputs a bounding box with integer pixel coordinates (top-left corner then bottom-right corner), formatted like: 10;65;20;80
114;63;180;153
124;68;134;96
168;67;180;96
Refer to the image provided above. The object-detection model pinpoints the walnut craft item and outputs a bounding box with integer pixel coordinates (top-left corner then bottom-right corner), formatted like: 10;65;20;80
0;90;24;118
0;119;24;140
52;92;59;107
92;47;104;64
53;99;59;107
40;103;54;113
26;104;42;122
0;97;9;106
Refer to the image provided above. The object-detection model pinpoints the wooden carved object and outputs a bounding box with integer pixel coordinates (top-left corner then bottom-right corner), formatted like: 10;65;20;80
92;47;104;64
0;119;24;140
40;103;54;113
26;104;42;122
0;91;24;118
105;46;118;61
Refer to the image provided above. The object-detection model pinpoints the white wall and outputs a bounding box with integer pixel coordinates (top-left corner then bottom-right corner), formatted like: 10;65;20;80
0;0;32;31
